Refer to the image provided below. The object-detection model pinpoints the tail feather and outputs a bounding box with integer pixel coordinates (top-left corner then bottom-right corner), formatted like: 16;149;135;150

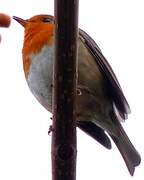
110;113;141;176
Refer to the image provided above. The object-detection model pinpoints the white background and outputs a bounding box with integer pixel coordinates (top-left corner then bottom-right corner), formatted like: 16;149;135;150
0;0;144;179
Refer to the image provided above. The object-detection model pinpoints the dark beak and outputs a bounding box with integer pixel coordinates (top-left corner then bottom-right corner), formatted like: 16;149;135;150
13;16;27;27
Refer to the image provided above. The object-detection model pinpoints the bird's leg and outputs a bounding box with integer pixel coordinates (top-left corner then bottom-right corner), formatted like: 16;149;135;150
77;85;96;96
48;125;54;135
77;88;82;95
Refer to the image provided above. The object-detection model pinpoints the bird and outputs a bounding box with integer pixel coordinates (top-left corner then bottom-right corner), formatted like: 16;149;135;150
13;14;141;175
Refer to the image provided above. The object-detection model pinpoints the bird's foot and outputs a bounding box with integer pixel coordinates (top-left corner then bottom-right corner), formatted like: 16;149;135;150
48;125;54;135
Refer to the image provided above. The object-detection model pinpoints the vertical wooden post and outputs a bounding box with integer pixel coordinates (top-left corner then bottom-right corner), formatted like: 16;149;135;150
52;0;79;180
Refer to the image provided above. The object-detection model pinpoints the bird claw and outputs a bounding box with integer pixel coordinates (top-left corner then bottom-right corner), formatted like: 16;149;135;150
77;88;82;95
48;125;54;135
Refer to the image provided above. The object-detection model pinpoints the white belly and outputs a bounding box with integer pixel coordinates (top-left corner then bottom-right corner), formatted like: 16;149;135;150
27;45;53;111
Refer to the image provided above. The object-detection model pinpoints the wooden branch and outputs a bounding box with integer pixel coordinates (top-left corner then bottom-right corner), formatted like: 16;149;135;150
52;0;79;180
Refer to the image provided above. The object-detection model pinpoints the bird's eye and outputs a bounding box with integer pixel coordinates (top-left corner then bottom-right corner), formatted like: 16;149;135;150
42;18;51;23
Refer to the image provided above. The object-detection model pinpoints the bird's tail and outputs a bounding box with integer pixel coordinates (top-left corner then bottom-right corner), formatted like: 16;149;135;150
109;112;141;176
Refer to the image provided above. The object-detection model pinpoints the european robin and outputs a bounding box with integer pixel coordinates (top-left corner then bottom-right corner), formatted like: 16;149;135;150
13;14;141;175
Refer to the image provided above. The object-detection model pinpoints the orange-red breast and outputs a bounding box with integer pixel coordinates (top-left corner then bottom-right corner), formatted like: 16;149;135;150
13;14;141;175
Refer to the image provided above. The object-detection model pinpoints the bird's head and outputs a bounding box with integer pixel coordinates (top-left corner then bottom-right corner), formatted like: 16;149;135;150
13;14;54;28
13;14;54;42
13;14;55;54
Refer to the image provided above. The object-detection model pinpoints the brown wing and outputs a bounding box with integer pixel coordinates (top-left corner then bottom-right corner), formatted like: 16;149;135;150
79;29;130;120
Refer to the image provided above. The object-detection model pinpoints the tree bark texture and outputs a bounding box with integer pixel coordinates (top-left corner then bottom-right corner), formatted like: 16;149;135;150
52;0;79;180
